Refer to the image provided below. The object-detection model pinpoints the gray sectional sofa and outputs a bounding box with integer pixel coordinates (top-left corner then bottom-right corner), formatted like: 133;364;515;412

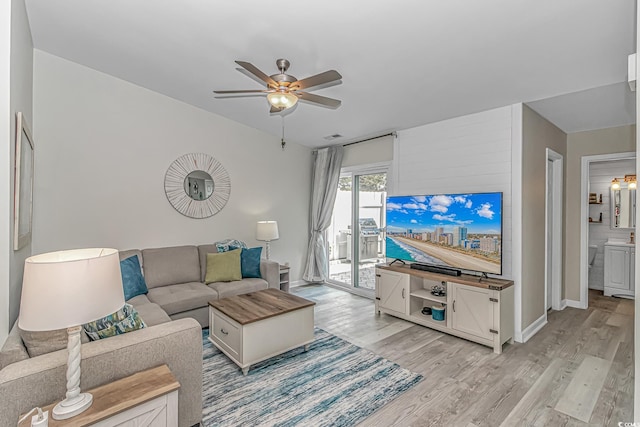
0;243;281;427
119;244;280;327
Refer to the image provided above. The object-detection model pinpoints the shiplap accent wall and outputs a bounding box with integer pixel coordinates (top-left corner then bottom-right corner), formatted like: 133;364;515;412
393;106;514;279
588;159;636;290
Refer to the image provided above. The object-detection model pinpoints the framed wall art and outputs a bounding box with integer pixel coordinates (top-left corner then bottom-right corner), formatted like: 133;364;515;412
14;112;34;250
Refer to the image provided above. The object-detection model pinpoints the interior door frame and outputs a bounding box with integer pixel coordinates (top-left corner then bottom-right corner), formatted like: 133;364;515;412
545;148;563;312
579;152;636;309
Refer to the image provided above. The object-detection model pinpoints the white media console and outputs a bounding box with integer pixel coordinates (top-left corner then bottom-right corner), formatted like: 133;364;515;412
375;264;515;354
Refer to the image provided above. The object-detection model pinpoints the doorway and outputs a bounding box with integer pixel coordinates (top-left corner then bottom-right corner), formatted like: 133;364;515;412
327;168;387;294
580;152;636;308
546;149;563;311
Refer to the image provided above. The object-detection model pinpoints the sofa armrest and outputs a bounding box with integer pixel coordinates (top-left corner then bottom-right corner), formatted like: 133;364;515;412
260;259;280;289
0;318;203;427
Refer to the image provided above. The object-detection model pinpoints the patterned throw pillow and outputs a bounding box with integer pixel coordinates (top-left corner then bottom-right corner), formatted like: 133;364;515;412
215;239;247;252
83;304;146;341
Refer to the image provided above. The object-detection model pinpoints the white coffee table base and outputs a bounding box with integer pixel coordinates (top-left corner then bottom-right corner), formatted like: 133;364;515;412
209;305;314;376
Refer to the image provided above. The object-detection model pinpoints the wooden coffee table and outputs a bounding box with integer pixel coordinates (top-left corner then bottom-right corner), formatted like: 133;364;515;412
208;288;315;375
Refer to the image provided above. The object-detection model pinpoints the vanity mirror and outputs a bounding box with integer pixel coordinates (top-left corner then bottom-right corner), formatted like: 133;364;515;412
165;153;230;218
611;175;636;229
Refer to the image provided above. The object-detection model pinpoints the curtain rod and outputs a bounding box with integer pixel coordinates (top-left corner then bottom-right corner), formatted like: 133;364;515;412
313;132;396;153
342;132;396;147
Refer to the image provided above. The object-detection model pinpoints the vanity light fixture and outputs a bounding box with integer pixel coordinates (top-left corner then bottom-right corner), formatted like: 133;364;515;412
612;178;621;189
625;174;637;189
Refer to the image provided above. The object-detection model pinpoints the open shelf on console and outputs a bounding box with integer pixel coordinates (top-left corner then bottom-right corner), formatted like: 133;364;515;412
409;288;447;304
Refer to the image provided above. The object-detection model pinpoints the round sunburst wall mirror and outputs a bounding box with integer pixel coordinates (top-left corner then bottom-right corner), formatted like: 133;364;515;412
164;153;231;218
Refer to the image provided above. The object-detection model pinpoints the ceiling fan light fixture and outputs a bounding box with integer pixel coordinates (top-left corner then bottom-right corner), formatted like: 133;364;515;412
267;91;298;109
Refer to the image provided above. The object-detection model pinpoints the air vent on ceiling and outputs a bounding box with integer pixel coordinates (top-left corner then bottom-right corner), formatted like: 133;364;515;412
323;134;343;141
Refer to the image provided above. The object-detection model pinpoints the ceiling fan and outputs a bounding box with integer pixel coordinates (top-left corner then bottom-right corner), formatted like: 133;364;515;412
214;59;342;113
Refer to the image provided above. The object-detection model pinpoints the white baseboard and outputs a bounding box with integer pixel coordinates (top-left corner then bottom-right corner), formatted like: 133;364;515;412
289;280;314;288
565;299;586;309
518;313;547;343
559;299;568;310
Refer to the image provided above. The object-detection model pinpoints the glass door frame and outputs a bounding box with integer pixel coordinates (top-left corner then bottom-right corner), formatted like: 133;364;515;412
326;162;389;297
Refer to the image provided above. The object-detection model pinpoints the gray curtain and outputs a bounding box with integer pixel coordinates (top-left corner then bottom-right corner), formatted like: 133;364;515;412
303;146;344;282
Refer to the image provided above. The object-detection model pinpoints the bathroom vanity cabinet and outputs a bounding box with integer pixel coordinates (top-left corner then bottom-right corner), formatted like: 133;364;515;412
604;241;635;298
375;265;514;354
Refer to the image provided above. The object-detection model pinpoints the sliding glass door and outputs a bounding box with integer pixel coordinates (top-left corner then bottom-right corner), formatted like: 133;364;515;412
327;170;387;292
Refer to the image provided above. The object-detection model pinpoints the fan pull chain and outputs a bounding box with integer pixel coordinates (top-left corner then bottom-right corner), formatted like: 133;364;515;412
281;115;286;151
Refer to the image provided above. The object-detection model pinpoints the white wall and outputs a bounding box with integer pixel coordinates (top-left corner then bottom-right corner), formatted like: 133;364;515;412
32;50;312;280
588;159;636;290
0;0;34;343
393;106;514;279
0;0;11;345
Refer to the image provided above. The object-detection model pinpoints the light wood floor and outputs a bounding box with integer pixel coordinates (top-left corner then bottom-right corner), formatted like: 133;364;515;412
290;285;634;426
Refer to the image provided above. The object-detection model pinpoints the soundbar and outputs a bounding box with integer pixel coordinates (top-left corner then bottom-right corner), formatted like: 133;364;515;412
410;263;461;276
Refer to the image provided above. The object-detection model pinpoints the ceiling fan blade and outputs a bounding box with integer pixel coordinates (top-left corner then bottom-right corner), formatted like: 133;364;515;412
290;70;342;91
213;90;271;94
235;61;277;87
296;92;342;109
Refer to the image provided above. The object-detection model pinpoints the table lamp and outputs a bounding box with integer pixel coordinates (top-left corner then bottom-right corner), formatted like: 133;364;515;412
18;248;125;420
256;221;279;260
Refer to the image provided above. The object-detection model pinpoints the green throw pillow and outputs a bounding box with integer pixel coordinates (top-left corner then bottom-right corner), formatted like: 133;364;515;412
206;248;242;283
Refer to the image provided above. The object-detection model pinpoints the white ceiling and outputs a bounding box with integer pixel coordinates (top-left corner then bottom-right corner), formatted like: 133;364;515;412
24;0;636;147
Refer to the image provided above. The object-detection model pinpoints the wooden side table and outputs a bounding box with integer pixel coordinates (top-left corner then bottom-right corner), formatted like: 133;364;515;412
279;265;290;292
18;365;180;427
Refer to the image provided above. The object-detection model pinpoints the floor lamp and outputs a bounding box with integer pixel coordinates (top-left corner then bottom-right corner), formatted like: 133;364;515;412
256;221;279;260
19;248;125;420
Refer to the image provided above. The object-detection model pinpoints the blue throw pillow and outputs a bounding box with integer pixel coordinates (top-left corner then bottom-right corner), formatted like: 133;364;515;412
241;247;262;278
120;255;148;300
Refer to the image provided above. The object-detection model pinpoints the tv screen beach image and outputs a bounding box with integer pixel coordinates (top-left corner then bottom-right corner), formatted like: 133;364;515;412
386;192;502;275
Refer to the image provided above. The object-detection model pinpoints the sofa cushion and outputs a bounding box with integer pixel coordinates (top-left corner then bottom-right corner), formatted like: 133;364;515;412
126;294;151;306
147;282;218;315
205;249;242;283
208;278;268;299
19;326;90;358
0;323;29;369
134;302;172;327
120;255;148;300
83;304;146;341
142;246;200;288
240;247;262;278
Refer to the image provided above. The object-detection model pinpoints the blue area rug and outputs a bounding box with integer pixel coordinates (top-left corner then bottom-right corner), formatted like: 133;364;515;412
202;328;422;426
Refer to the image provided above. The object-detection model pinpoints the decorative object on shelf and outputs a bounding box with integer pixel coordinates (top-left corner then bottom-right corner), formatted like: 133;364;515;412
430;284;446;297
421;306;432;316
19;248;125;420
165;153;230;219
256;221;279;260
600;193;603;203
589;192;598;203
599;212;603;222
631;232;635;244
431;305;445;321
13;112;34;251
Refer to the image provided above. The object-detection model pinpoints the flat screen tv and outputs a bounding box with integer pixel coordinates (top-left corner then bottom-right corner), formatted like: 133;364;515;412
385;192;503;275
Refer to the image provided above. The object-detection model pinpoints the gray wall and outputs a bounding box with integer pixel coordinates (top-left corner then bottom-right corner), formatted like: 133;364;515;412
521;105;567;329
32;50;313;281
565;125;636;301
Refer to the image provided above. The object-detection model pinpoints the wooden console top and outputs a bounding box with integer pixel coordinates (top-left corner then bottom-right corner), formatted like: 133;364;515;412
209;288;315;325
378;264;514;291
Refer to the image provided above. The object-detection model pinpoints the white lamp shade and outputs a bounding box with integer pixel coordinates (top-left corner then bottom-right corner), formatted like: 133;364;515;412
256;221;279;241
19;248;125;331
